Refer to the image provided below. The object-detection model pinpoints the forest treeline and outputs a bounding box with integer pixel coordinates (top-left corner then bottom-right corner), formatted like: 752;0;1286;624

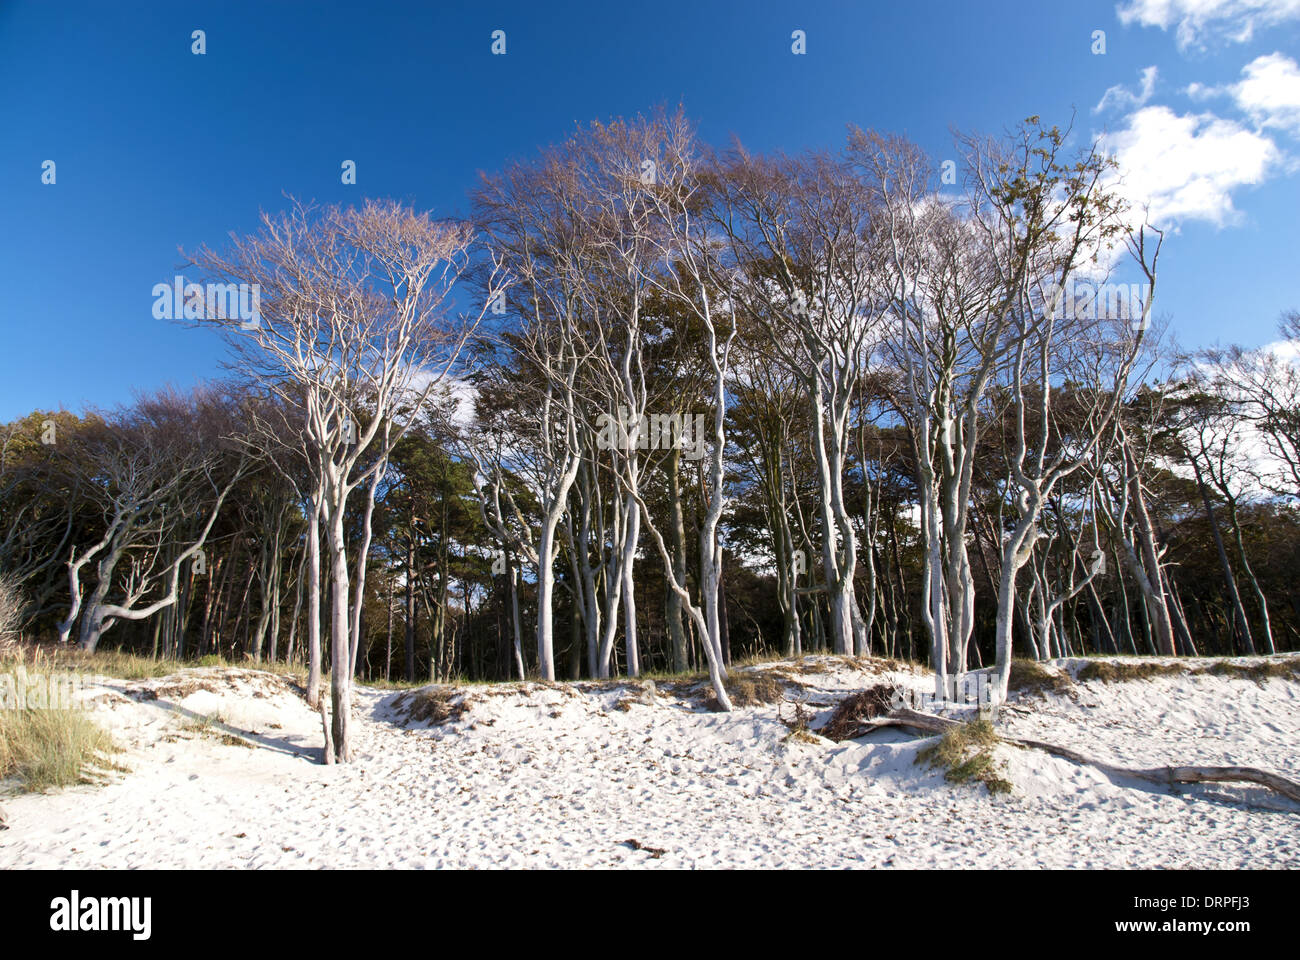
2;108;1297;760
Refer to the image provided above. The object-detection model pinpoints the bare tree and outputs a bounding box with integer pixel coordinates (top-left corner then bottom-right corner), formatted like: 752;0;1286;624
715;147;883;656
1171;377;1271;653
473;149;592;682
53;388;249;651
621;108;739;707
968;120;1161;700
854;129;1017;694
191;199;500;761
1201;312;1300;499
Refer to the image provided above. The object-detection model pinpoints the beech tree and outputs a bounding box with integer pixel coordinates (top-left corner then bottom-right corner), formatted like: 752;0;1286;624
473;143;591;682
53;388;249;652
715;147;882;657
972;120;1162;701
191;199;501;761
855;130;1015;693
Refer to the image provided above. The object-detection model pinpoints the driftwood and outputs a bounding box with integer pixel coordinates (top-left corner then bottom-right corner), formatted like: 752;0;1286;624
318;694;334;766
847;707;1300;805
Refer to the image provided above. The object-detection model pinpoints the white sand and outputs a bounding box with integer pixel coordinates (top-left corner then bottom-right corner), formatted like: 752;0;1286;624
1;656;1297;868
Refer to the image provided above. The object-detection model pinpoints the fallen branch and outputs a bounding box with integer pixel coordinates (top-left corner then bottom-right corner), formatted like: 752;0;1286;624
851;707;960;736
843;707;1300;804
1011;737;1300;804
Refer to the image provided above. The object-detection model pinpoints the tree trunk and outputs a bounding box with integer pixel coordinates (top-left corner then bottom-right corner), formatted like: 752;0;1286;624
325;483;352;763
665;446;689;672
1193;462;1254;654
1126;463;1176;655
622;494;640;677
1225;497;1274;654
509;556;525;680
404;534;417;682
306;493;323;707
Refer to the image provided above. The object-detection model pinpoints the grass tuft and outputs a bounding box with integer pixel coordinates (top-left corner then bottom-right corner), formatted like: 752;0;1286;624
1007;660;1074;696
0;668;122;792
177;712;252;748
724;672;787;707
916;717;1011;795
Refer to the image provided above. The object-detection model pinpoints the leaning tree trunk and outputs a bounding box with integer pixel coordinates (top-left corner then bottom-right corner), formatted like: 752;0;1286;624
77;552;121;653
1225;497;1275;654
1192;462;1254;654
1127;464;1176;656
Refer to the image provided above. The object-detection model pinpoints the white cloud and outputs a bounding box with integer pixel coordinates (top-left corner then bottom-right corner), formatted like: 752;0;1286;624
1101;105;1281;226
1095;65;1160;113
1263;334;1300;362
1117;0;1300;50
1232;52;1300;133
1181;53;1300;133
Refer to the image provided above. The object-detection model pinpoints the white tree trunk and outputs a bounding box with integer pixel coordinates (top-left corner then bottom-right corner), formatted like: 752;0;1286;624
306;491;322;707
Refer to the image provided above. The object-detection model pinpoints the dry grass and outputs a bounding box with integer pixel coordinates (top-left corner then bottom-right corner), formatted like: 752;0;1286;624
357;675;438;690
0;575;23;659
178;712;253;748
655;675;709;700
1205;658;1300;682
864;656;924;675
614;680;659;712
783;727;823;745
1076;655;1300;685
0;667;122;792
1077;660;1189;683
135;678;223;701
787;659;834;675
12;645;309;683
725;672;787;706
696;670;791;711
915;717;1011;795
1006;660;1074;697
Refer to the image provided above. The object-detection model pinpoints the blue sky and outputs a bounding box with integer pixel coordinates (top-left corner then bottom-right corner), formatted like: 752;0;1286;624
2;0;1298;421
